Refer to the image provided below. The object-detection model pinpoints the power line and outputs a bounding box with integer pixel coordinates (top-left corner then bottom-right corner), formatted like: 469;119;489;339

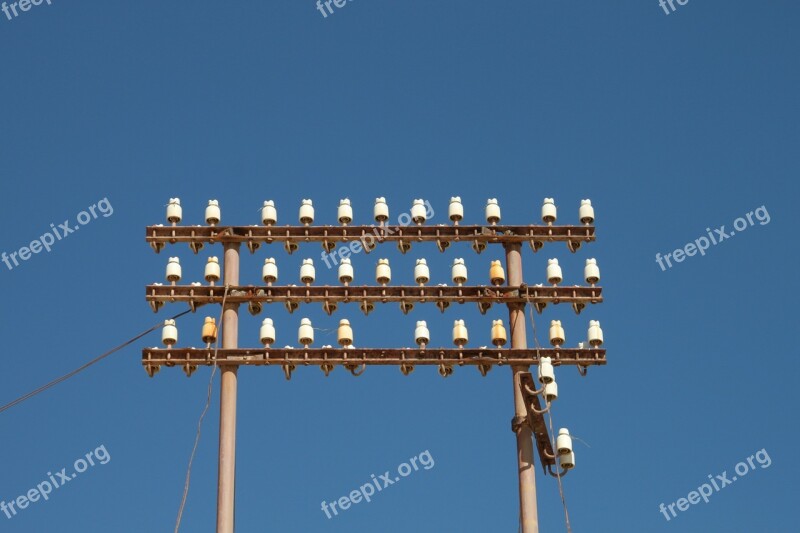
527;297;572;533
0;309;192;415
175;286;229;533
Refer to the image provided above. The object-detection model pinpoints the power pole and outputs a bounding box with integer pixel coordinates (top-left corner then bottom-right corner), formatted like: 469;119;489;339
505;242;539;532
144;198;605;532
217;243;239;533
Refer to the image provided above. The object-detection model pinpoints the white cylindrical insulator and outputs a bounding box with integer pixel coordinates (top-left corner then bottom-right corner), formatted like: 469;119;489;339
338;198;353;225
162;319;178;346
299;199;314;225
588;320;604;347
261;200;277;225
166;257;182;282
205;200;220;225
559;450;575;470
448;196;463;223
414;258;430;285
579;199;594;225
485;198;501;224
300;259;315;285
262;258;278;284
556;428;573;456
376;258;391;285
452;319;468;347
451;258;467;285
542;197;557;224
374;197;389;223
538;356;555;384
201;317;217;344
414;320;430;346
260;318;276;345
584;258;600;285
411;199;427;224
338;258;353;284
549;320;565;346
489;260;505;286
491;319;507;346
544;381;558;402
337;319;353;346
166;198;182;224
298;318;314;346
547;258;562;285
205;256;220;282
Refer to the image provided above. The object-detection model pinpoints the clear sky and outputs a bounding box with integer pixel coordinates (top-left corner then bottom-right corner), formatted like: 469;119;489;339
0;1;798;532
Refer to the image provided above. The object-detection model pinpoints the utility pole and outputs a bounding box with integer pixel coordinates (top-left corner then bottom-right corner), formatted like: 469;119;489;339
506;242;538;532
143;197;605;532
217;242;239;533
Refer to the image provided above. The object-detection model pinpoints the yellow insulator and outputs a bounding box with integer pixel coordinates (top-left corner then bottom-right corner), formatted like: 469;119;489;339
202;317;217;344
489;260;505;286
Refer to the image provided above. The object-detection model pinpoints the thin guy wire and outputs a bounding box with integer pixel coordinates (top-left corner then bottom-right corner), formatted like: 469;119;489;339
174;285;229;533
526;289;572;533
0;308;192;415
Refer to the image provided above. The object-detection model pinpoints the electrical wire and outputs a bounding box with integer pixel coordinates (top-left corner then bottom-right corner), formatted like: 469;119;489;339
545;392;572;533
174;285;229;533
526;291;572;533
0;308;192;415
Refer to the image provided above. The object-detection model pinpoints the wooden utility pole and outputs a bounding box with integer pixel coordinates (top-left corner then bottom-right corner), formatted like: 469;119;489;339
217;242;240;533
505;242;539;532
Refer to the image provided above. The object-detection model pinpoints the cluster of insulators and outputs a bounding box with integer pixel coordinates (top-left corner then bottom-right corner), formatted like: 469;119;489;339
160;256;600;287
161;197;595;226
159;317;603;350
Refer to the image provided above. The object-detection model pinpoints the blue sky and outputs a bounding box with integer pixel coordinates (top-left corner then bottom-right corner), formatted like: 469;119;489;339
0;1;797;532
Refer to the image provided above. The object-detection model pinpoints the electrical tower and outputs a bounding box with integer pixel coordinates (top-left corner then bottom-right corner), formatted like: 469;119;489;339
143;197;606;533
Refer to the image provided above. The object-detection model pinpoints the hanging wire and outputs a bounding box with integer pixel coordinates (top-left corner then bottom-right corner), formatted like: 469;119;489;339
545;394;572;533
0;308;192;415
174;285;229;533
526;291;572;533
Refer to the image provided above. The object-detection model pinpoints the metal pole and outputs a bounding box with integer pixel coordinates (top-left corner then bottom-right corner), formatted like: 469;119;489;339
217;242;240;533
505;243;539;533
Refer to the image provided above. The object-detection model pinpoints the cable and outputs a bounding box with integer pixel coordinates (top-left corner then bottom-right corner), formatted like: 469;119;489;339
525;289;572;533
174;285;229;533
0;308;192;415
545;397;572;533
